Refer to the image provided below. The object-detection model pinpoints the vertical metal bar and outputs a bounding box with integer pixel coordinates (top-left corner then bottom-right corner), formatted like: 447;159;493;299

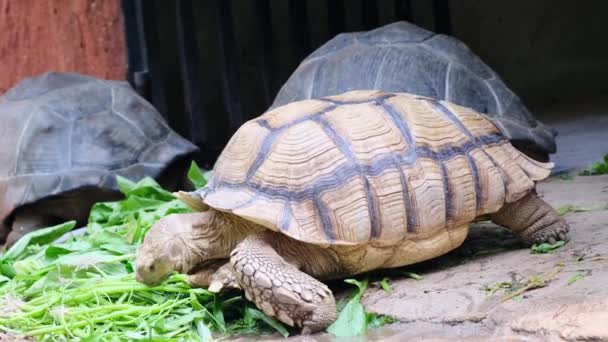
175;0;207;146
433;0;452;34
327;0;346;37
127;0;168;118
253;0;275;108
120;0;145;94
394;0;412;22
362;0;379;30
214;0;244;131
288;0;311;63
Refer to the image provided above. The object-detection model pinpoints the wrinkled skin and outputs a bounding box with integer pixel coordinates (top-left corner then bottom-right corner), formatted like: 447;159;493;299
136;211;259;286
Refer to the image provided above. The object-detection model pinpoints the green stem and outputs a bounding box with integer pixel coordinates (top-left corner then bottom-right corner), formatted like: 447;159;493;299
25;299;187;336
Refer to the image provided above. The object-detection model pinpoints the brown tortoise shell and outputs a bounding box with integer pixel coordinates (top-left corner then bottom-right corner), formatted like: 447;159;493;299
196;90;553;247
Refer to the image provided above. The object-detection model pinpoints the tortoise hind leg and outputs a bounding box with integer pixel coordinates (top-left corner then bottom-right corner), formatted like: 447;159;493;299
230;231;337;334
490;191;570;245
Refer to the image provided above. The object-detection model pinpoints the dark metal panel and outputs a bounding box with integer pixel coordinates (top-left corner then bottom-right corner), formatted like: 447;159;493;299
214;0;244;131
288;0;311;63
121;0;169;118
433;0;452;34
362;0;379;30
394;0;412;21
327;0;346;38
253;0;276;108
120;0;145;94
175;0;208;146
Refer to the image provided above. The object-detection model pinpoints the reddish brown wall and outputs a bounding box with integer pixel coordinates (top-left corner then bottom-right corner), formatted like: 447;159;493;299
0;0;126;94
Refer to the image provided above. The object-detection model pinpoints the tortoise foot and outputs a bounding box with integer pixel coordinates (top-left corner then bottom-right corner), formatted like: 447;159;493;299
523;219;570;246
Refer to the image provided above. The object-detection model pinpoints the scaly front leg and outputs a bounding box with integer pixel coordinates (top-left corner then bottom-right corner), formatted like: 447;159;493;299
230;232;338;334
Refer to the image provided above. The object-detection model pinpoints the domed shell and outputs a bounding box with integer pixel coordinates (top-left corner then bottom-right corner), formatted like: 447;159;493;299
199;90;552;247
272;21;556;157
0;72;198;226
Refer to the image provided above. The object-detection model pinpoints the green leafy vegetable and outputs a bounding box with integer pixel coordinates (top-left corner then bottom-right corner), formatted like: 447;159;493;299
379;278;392;293
555;204;608;216
187;161;208;189
567;273;585;285
327;279;368;337
1;221;76;263
531;241;566;254
367;313;395;328
326;279;394;337
0;176;287;340
579;154;608;175
404;271;423;280
245;308;289;337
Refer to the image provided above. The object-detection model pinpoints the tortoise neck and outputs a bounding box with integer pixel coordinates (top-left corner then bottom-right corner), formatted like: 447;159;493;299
209;209;265;256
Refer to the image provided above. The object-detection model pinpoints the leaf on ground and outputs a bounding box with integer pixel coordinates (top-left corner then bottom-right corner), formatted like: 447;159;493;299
531;240;566;254
499;266;563;302
246;307;289;337
579;154;608;175
567;273;585;285
367;313;395;328
404;271;423;280
327;279;368;337
379;278;392;293
556;204;608;216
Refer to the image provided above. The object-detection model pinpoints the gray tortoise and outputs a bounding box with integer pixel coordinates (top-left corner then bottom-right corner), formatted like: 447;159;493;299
0;72;198;247
273;21;557;161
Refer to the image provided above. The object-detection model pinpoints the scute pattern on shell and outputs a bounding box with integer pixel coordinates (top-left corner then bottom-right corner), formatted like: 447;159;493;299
200;90;553;246
0;72;198;226
271;21;556;156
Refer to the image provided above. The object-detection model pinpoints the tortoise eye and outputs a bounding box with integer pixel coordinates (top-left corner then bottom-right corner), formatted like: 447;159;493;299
149;264;156;272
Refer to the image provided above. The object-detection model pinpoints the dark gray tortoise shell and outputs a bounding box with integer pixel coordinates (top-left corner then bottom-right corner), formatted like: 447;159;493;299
0;72;198;227
272;21;556;158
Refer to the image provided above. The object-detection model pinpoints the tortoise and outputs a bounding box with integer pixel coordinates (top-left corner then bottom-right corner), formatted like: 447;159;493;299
0;72;198;247
272;21;557;162
135;90;569;333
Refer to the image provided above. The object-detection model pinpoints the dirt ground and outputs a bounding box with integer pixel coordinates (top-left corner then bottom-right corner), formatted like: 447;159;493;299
241;174;608;341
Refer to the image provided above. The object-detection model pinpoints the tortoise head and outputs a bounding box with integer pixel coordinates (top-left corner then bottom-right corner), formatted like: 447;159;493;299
135;211;222;286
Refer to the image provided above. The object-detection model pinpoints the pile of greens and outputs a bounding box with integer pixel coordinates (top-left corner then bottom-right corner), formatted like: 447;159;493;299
0;163;391;340
579;154;608;175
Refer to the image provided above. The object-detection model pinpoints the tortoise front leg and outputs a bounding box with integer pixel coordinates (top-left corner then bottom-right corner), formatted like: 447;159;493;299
187;260;240;292
491;191;570;245
230;232;337;334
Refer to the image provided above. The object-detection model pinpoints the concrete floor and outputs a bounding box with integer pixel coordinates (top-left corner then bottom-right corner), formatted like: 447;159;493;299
535;100;608;174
